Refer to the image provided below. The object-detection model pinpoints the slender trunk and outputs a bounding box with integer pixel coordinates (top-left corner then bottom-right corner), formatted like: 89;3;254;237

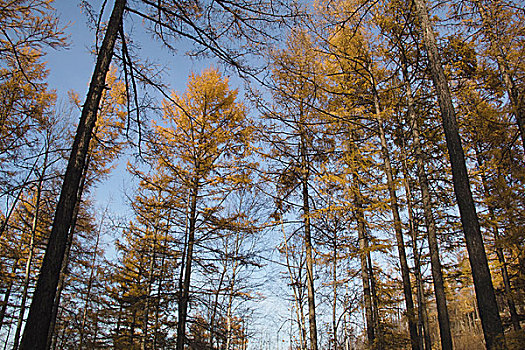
13;163;46;350
368;252;383;350
403;63;453;350
399;142;432;350
0;259;19;328
176;182;198;350
0;154;41;239
20;1;126;348
412;0;506;348
372;90;419;350
332;235;338;350
131;309;136;346
354;177;376;349
300;127;318;350
281;217;308;350
474;146;521;331
153;223;169;350
141;224;159;350
225;259;239;350
210;262;227;348
79;218;103;349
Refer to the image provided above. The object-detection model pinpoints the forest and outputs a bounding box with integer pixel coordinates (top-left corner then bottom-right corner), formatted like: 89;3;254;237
0;0;524;349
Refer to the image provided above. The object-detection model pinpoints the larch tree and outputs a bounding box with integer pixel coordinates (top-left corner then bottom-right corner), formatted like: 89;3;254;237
143;68;254;350
412;0;507;348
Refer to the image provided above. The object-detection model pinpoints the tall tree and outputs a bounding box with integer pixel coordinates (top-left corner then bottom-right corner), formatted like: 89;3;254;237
412;0;506;348
19;1;127;348
143;68;254;349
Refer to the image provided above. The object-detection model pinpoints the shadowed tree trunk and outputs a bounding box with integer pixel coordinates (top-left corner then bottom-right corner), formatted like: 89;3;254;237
19;1;127;348
300;122;319;350
399;140;432;350
402;61;453;350
12;150;48;350
412;0;506;348
176;181;199;350
474;145;521;332
371;88;420;350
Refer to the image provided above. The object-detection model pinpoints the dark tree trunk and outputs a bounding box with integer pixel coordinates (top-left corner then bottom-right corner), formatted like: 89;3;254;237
403;63;453;350
353;173;376;348
176;183;198;350
47;153;91;349
399;142;432;350
474;145;521;332
19;1;126;348
300;128;318;350
372;91;420;350
412;0;506;348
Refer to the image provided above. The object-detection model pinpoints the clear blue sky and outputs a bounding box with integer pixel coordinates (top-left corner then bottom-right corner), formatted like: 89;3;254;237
46;0;219;212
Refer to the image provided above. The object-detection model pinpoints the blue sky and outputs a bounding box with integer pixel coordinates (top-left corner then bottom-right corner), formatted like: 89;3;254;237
45;0;221;214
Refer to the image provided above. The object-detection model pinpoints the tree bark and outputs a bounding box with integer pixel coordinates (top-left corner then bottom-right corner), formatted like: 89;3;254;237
19;1;126;348
412;0;506;348
13;157;46;350
353;174;376;348
372;90;420;350
176;182;198;350
300;125;318;350
399;143;432;350
474;145;521;331
403;63;453;350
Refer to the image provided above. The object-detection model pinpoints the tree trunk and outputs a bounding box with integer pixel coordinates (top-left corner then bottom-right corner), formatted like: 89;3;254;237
399;142;432;350
332;235;338;350
47;154;92;350
13;162;46;350
403;63;453;350
412;0;506;348
141;224;159;350
79;217;103;350
372;90;420;350
0;259;18;329
300;126;318;350
281;217;308;350
353;175;376;348
19;1;126;348
474;145;521;331
176;182;198;350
